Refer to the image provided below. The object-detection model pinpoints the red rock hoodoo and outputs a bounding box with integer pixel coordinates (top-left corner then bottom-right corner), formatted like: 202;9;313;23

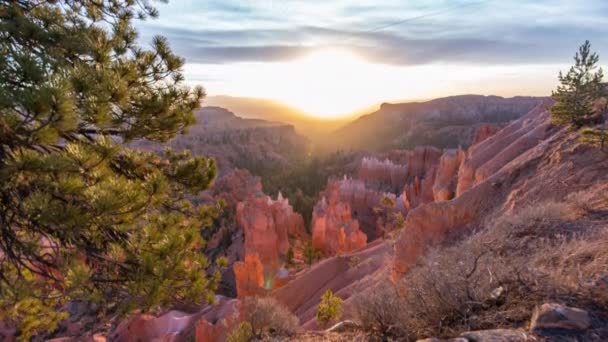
392;101;571;281
234;191;306;296
311;181;367;256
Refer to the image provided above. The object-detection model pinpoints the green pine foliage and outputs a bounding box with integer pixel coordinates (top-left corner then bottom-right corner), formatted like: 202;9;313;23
0;0;220;338
551;41;605;127
316;289;343;326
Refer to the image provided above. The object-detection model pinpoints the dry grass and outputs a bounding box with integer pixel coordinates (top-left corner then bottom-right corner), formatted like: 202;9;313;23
353;199;608;340
566;191;595;215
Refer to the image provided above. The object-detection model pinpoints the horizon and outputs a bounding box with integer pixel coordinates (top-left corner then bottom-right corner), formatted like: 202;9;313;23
137;0;608;119
203;92;550;122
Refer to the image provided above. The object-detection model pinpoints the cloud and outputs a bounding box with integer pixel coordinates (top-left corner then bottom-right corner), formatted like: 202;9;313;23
136;0;608;66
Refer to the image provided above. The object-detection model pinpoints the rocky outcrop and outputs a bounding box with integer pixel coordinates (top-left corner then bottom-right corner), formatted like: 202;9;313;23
432;148;466;202
456;102;550;196
472;123;501;146
311;181;367;256
530;303;591;332
401;146;442;210
332;95;545;151
110;311;197;341
234;192;306;296
417;329;536;342
132;107;309;175
108;297;238;342
461;329;536;341
233;254;264;297
273;240;391;329
393;102;556;281
358;157;408;192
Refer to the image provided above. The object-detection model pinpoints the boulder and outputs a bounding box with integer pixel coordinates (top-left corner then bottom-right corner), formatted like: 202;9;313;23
530;303;591;332
461;328;536;341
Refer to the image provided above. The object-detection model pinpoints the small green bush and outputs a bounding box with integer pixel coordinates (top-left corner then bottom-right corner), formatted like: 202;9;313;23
316;289;342;326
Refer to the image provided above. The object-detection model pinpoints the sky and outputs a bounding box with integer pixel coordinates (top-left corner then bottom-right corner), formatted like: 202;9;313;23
137;0;608;118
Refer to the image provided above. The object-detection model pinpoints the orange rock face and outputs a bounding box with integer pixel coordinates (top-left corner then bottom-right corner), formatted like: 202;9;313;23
234;192;305;296
107;297;238;342
472;123;501;146
432;148;466;202
233;254;265;297
358;157;409;192
194;298;239;342
312;182;367;256
393;101;558;281
400;146;442;210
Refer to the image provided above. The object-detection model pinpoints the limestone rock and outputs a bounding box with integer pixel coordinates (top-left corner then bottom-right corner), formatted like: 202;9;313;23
194;299;239;342
358;157;409;192
401;146;442;210
472;123;501;146
461;328;536;341
235;191;306;295
393;103;554;281
432;148;466;202
233;254;265;297
109;310;196;342
530;303;591;332
312;182;367;256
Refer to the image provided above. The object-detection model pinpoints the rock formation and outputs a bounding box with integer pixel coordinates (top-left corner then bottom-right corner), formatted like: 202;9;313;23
131;106;309;175
107;296;238;342
234;191;306;296
432;148;466;202
391;99;608;282
233;254;265;297
400;146;442;210
531;303;591;332
311;181;367;256
331;95;545;151
358;157;408;192
273;240;392;329
471;123;501;145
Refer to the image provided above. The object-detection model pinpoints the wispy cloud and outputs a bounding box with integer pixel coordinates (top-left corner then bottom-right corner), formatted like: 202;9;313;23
133;0;608;105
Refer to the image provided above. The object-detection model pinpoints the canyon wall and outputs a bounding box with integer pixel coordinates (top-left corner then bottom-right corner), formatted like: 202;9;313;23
392;101;567;280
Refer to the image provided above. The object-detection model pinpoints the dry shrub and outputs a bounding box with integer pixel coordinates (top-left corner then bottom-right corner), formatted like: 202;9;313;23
239;296;300;339
566;191;594;214
226;322;253;342
356;200;607;340
352;283;406;338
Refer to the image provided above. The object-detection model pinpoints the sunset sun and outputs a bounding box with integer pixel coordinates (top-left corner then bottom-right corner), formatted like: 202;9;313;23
276;48;374;118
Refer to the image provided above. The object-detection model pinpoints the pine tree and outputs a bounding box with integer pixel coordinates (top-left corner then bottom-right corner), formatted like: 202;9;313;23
0;1;220;338
551;41;604;127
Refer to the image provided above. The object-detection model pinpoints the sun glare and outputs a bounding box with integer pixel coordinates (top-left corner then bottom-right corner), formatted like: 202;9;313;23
276;48;377;118
189;49;562;120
